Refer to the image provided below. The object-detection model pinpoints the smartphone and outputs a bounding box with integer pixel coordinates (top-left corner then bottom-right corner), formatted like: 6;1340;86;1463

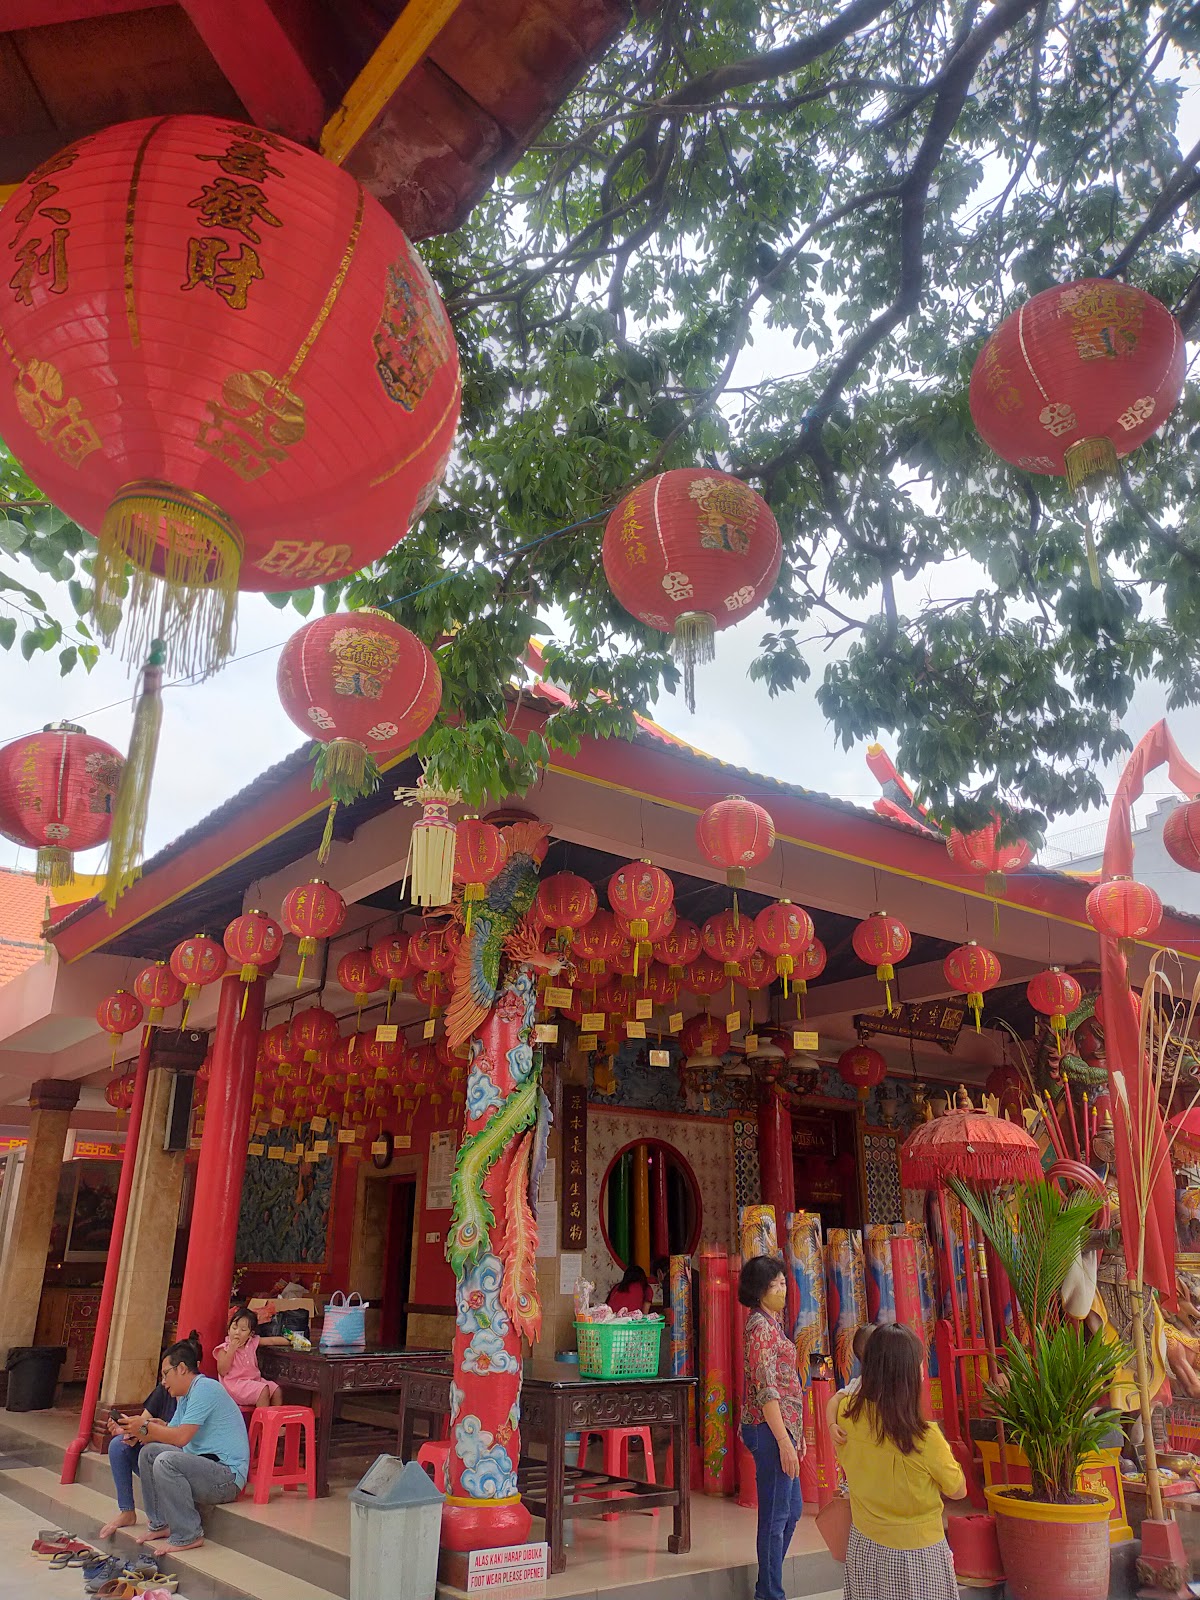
108;1408;122;1424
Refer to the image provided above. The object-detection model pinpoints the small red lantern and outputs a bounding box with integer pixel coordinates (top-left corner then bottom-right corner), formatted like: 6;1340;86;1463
793;938;827;1017
407;1041;439;1099
337;947;386;1012
262;1020;296;1064
654;917;701;979
837;1044;887;1099
642;963;680;1009
946;821;1032;899
1164;801;1200;873
1085;876;1163;952
370;930;412;1014
105;1070;136;1115
696;794;776;901
602;468;783;711
280;879;347;984
409;924;460;974
290;1005;340;1062
170;934;228;1020
360;1027;404;1075
852;912;911;1013
679;1013;732;1060
1027;966;1083;1048
133;960;185;1025
414;967;450;1016
687;953;728;1001
573;908;623;977
223;909;283;984
536;871;599;949
277;611;443;860
701;910;758;976
96;989;144;1067
753;900;815;997
0;722;123;885
737;948;777;993
943;942;1002;1032
454;816;507;928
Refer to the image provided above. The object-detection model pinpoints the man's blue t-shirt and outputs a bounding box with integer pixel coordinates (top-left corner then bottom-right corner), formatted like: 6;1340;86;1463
170;1375;250;1487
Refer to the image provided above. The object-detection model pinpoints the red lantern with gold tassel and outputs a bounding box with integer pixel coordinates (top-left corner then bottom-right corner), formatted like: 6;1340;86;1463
943;942;1002;1033
0;722;124;886
654;916;701;979
1027;966;1082;1050
223;909;283;985
536;871;599;950
409;924;460;977
737;947;776;994
601;469;782;711
96;989;144;1069
133;960;185;1025
1085;875;1163;956
753;900;814;998
262;1020;296;1065
851;912;911;1013
837;1044;887;1102
609;861;674;976
697;794;776;923
414;967;450;1018
701;910;757;976
290;1006;339;1063
946;821;1032;899
105;1070;136;1116
280;879;346;985
1164;801;1200;873
169;933;227;1023
277;611;442;861
687;952;727;1005
454;815;507;929
573;908;623;977
337;947;386;1021
792;938;827;1018
370;930;412;1017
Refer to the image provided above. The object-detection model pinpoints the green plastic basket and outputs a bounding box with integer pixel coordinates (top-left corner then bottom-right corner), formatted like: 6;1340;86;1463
575;1318;662;1379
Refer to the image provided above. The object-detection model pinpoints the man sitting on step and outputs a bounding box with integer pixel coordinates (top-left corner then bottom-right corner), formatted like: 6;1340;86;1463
121;1335;250;1554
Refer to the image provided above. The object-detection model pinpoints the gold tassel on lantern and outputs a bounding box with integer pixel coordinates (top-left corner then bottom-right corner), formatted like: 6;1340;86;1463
396;773;460;908
312;739;380;864
102;641;165;913
95;481;242;679
35;846;73;888
672;610;716;715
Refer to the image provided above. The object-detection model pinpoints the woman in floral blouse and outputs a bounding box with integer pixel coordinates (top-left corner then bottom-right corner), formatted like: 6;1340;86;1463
739;1255;806;1600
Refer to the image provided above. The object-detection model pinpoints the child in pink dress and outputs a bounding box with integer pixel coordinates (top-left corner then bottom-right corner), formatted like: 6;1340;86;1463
215;1309;282;1409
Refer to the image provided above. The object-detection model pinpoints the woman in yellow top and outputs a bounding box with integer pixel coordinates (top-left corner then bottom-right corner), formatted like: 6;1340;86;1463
834;1323;966;1600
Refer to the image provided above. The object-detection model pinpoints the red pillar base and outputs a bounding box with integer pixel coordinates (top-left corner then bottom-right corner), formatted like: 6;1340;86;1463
735;1440;757;1508
946;1513;1004;1585
440;1496;532;1553
1136;1517;1190;1599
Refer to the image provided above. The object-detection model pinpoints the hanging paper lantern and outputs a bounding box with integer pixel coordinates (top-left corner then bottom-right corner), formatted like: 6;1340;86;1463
370;930;412;1012
572;908;623;977
943;941;1002;1032
133;960;185;1025
851;912;911;1013
453;816;507;928
687;953;728;1002
0;115;460;681
337;947;386;1011
1164;801;1200;873
223;909;283;984
290;1005;339;1063
1085;876;1163;953
1027;966;1083;1048
169;934;227;1022
0;722;123;885
608;861;675;939
407;1041;439;1098
397;774;459;908
654;917;701;980
331;1031;362;1076
96;989;144;1068
696;794;777;898
793;937;827;1010
277;610;442;860
105;1071;136;1115
837;1044;887;1099
262;1020;296;1064
736;948;776;993
536;871;599;949
753;900;815;997
679;1013;731;1061
409;924;460;975
601;469;782;711
946;821;1032;899
701;909;758;976
642;963;680;1010
414;967;450;1016
280;879;347;984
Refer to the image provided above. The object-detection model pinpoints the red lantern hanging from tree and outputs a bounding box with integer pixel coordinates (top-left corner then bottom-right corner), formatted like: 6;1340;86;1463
852;912;911;1013
837;1044;887;1100
654;917;701;979
793;938;827;1018
370;930;412;1015
454;816;507;929
696;795;776;921
0;722;123;886
280;879;347;984
753;900;815;998
536;872;599;949
1027;966;1083;1049
277;610;442;861
1164;801;1200;873
602;469;782;712
291;1005;340;1063
223;909;283;985
133;960;185;1025
169;933;227;1022
96;989;144;1068
943;941;1002;1033
1085;875;1163;955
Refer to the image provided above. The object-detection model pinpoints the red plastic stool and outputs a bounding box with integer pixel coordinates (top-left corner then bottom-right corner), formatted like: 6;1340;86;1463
417;1440;450;1490
247;1405;316;1504
575;1426;657;1520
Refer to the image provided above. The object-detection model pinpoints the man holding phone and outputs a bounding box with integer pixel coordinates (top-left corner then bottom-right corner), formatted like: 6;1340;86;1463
99;1379;176;1539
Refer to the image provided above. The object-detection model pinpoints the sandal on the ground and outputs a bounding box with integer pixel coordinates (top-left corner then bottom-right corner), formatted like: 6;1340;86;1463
49;1546;99;1568
84;1556;126;1592
33;1535;92;1558
120;1558;162;1579
94;1583;137;1599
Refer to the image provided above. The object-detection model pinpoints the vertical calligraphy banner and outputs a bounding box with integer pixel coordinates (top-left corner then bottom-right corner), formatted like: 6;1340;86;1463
560;1083;588;1251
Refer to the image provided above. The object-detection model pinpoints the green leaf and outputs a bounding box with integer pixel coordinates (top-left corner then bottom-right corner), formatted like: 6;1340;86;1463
0;616;15;650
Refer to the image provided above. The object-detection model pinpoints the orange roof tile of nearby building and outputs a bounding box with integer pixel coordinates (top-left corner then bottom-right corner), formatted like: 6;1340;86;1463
0;868;44;985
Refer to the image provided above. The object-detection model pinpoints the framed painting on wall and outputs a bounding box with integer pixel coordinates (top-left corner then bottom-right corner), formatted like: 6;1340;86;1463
64;1159;122;1262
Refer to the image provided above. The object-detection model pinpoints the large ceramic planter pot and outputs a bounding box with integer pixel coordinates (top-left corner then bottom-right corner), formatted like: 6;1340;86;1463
985;1483;1114;1600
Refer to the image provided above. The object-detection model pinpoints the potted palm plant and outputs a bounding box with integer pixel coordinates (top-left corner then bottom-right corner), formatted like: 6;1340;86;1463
950;1178;1128;1600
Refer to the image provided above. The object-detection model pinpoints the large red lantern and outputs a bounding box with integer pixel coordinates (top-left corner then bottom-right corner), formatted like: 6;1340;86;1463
0;115;459;680
0;722;123;885
280;879;346;983
337;947;385;1012
602;469;783;711
133;960;185;1025
535;872;599;948
852;912;911;1013
1164;801;1200;873
223;909;283;984
607;862;675;938
753;900;815;997
837;1044;887;1099
942;942;1002;1032
970;281;1184;495
1085;876;1163;952
170;934;227;1020
453;816;507;928
1027;966;1083;1048
290;1005;339;1062
96;989;144;1068
946;821;1032;898
654;917;701;979
696;795;776;900
277;610;442;859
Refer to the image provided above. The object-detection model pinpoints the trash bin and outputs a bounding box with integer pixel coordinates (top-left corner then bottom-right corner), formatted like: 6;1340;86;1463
349;1455;443;1600
5;1345;67;1411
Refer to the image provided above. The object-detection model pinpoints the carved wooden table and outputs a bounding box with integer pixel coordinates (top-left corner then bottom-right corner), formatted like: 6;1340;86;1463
258;1344;442;1497
394;1358;695;1574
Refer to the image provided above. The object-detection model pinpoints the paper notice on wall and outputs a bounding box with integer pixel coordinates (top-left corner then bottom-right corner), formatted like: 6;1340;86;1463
426;1129;457;1211
559;1252;584;1297
535;1204;558;1257
537;1158;556;1203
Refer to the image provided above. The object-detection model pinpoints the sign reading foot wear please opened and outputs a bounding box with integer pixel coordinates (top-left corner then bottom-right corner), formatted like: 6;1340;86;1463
466;1543;550;1590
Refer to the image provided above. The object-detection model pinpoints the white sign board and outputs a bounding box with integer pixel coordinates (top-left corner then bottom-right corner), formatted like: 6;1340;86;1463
426;1129;457;1211
466;1543;549;1591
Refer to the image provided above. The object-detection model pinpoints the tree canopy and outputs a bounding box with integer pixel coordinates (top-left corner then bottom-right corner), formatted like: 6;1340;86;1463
6;0;1200;839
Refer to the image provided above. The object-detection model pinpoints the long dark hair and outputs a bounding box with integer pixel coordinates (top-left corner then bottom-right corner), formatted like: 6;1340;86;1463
844;1322;927;1454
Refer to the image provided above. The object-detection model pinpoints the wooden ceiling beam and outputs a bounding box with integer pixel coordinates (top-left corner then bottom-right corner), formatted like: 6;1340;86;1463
177;0;325;143
0;1;159;26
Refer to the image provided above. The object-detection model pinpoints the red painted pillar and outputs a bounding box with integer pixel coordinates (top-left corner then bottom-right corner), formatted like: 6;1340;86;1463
175;973;264;1369
758;1088;796;1321
650;1147;669;1262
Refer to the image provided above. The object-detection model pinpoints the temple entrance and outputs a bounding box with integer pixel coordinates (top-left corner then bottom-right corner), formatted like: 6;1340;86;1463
792;1107;862;1231
380;1176;416;1346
